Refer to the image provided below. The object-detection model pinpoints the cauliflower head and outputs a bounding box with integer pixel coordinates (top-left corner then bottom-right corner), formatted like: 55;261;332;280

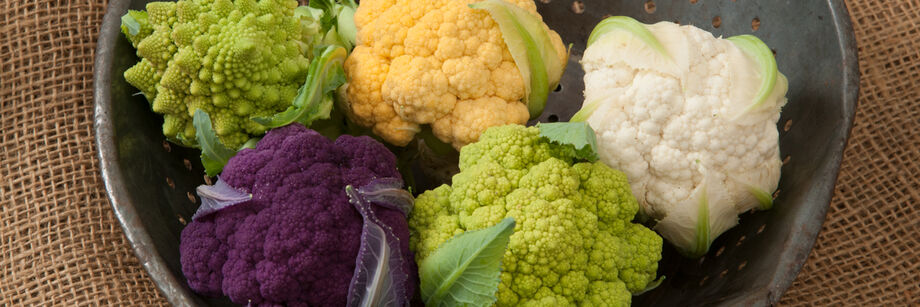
122;0;318;148
409;125;663;306
576;17;788;256
343;0;566;149
179;124;416;306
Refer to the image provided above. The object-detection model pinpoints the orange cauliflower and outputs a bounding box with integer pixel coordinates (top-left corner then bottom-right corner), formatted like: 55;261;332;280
344;0;566;149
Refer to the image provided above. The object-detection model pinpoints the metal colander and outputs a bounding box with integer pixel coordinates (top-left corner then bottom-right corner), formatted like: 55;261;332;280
94;0;858;306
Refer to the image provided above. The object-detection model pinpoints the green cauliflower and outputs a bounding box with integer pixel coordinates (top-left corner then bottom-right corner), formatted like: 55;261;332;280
409;125;663;307
121;0;323;148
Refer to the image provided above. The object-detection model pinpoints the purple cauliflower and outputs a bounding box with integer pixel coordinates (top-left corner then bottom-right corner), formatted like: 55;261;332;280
179;124;417;306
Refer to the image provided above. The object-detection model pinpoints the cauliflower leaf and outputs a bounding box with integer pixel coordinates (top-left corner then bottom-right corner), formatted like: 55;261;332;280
191;177;252;221
536;122;599;162
470;0;568;117
345;180;414;307
193;109;236;176
419;218;515;307
252;45;347;129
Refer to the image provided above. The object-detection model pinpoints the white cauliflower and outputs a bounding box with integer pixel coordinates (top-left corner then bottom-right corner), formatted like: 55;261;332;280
573;16;788;257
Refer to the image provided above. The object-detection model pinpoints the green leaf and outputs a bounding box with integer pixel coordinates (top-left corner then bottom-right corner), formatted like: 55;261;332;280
587;16;669;59
308;0;336;29
336;5;357;50
748;186;774;210
418;126;457;156
297;0;357;52
252;46;347;128
193;109;237;176
121;13;141;36
536;122;599;162
726;35;778;114
120;10;151;46
420;218;516;307
691;186;711;258
570;99;602;122
633;276;665;296
294;6;324;38
240;137;261;150
470;0;567;118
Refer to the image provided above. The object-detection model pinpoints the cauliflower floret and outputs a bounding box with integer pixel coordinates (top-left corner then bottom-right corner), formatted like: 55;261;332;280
579;18;787;257
180;124;417;306
122;0;317;148
409;125;663;306
344;0;565;149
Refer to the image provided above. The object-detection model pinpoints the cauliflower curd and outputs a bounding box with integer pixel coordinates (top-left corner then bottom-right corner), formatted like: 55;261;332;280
344;0;566;149
122;0;322;148
409;125;663;306
575;17;788;257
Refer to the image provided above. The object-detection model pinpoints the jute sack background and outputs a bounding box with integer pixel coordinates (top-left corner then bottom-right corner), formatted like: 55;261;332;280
0;0;916;305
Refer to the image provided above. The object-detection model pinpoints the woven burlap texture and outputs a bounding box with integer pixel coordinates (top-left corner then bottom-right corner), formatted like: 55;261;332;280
779;0;920;305
0;0;917;306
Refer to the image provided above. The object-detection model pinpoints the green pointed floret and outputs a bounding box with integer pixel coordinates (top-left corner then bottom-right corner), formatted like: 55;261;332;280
121;0;346;149
470;0;568;118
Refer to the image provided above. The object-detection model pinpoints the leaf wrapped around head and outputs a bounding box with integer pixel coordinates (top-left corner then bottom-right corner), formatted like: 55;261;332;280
355;177;415;217
345;178;415;307
191;178;252;221
470;0;568;118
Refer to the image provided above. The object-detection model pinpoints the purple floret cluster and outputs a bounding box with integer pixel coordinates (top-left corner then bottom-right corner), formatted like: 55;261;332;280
179;124;416;306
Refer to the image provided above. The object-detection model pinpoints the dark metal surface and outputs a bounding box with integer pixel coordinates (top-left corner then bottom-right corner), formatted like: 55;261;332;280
94;0;859;306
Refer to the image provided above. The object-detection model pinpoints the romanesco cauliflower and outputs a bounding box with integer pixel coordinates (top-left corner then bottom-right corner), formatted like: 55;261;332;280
121;0;325;148
409;124;663;306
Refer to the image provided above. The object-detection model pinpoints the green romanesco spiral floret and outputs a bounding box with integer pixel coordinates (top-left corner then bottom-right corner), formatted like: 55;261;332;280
122;0;319;148
409;125;663;307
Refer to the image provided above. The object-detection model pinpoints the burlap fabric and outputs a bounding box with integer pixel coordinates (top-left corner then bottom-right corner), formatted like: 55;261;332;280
0;0;916;305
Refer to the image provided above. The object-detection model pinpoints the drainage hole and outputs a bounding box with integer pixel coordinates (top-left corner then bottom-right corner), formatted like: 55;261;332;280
187;191;197;204
571;1;585;14
644;1;656;14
